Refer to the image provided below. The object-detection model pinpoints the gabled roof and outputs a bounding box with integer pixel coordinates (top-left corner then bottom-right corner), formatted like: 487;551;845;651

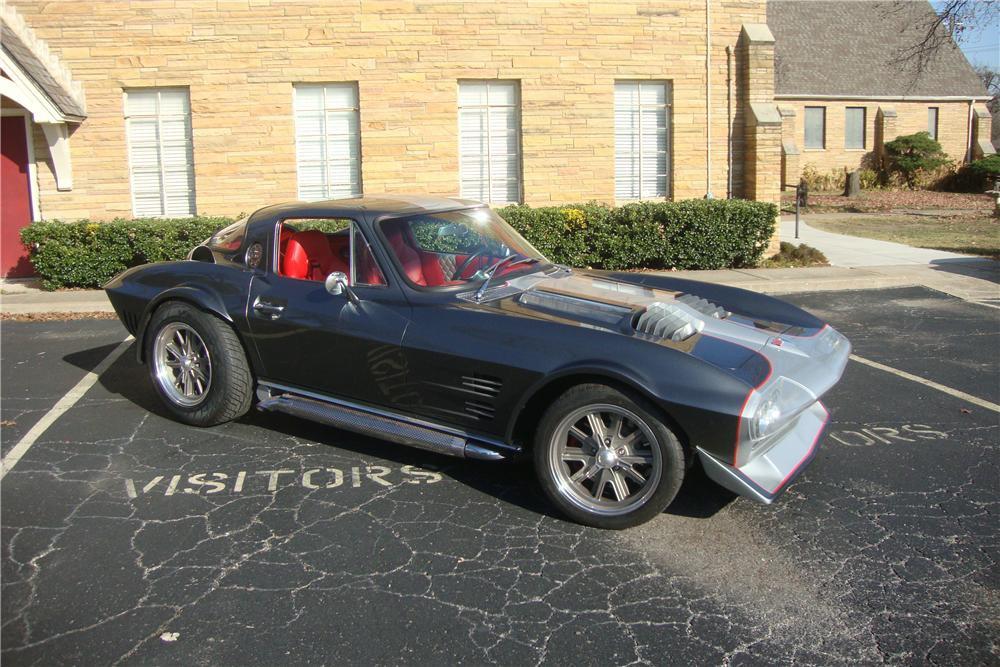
768;0;989;99
1;5;85;120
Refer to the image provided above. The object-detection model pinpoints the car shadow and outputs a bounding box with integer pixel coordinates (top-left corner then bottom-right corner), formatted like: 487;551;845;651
65;342;735;523
929;257;999;284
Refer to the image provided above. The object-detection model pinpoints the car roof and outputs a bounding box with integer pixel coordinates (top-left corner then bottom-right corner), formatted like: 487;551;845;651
251;194;486;223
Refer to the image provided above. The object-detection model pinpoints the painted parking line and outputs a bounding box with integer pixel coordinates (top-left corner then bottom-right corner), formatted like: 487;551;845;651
0;336;133;480
850;353;1000;413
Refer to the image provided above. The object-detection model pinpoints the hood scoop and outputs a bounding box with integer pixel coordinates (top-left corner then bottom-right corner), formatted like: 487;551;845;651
634;302;705;341
676;294;730;319
518;290;632;327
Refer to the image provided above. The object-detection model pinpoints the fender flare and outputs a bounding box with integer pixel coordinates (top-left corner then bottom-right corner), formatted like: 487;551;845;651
134;286;234;362
503;362;664;444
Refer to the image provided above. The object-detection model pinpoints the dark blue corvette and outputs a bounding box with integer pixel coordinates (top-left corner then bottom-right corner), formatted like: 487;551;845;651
105;195;850;528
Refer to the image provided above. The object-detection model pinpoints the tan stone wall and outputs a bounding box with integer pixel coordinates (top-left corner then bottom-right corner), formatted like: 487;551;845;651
779;98;974;182
11;0;767;221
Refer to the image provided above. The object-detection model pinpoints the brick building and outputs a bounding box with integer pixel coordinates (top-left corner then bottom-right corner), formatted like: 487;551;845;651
1;0;787;277
769;0;994;190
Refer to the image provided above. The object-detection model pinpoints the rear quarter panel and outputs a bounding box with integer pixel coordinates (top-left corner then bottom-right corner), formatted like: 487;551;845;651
105;261;256;368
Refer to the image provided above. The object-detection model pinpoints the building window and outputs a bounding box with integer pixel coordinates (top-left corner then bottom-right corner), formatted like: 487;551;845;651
804;106;826;149
294;83;362;200
928;107;939;141
845;107;866;149
615;81;670;200
458;80;522;204
124;88;196;217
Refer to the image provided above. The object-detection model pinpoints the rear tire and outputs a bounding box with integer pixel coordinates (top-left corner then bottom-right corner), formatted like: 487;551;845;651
533;383;686;529
145;301;253;426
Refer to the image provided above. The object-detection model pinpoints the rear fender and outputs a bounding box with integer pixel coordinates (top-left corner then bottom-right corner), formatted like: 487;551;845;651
134;286;233;363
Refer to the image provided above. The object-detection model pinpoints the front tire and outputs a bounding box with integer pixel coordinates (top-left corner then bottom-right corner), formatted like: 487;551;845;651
146;301;253;426
534;384;686;529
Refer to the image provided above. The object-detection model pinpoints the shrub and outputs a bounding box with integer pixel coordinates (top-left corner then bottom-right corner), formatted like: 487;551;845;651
760;242;829;268
858;168;884;191
800;164;846;192
969;154;1000;182
22;199;777;289
884;132;951;189
499;199;777;271
20;216;234;290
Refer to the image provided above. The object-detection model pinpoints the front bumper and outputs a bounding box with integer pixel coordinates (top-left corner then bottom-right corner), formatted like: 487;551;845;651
697;401;829;504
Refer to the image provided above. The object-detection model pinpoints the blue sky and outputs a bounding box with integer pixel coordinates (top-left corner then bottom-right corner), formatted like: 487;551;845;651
933;1;999;69
957;19;998;68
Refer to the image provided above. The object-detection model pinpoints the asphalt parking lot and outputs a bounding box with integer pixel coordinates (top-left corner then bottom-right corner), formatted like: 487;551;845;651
2;286;997;665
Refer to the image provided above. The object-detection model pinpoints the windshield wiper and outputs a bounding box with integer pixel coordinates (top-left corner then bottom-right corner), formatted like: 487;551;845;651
473;255;539;303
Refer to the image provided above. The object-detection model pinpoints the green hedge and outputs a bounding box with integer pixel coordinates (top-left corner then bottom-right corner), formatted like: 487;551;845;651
20;217;234;290
21;199;776;289
498;199;777;271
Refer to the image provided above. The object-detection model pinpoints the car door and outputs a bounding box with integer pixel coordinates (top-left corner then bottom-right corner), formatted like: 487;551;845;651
246;218;411;407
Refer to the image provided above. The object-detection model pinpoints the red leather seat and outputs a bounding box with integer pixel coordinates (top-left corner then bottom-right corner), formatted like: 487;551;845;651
282;230;349;281
381;221;449;286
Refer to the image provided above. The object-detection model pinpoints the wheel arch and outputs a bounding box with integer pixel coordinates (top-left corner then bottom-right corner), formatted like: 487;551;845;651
505;368;691;453
135;287;235;363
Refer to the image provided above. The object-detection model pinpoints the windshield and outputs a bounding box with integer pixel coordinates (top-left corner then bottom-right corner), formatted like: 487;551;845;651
378;207;548;288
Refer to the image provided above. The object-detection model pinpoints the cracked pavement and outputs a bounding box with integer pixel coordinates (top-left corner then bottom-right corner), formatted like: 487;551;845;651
2;286;997;665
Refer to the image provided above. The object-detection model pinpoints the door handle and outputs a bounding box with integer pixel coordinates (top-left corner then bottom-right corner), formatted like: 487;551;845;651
252;296;285;319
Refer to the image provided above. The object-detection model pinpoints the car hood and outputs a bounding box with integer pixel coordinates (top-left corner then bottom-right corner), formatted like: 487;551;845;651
489;269;850;396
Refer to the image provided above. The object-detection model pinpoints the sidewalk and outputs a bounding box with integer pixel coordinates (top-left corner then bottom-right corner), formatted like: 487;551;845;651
3;259;997;316
779;215;980;267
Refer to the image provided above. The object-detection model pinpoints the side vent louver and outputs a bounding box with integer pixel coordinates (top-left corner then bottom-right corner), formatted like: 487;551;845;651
634;302;704;342
461;374;502;420
461;374;502;398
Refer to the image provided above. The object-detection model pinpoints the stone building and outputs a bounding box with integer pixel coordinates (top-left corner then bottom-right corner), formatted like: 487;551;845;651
769;0;994;190
1;0;786;277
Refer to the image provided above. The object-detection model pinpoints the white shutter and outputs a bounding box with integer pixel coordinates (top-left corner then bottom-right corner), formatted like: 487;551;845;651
615;81;670;201
458;80;521;204
293;84;362;200
124;88;196;217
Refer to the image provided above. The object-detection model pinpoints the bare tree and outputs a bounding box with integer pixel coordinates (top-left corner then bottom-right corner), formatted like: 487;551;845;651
886;0;999;74
976;65;999;96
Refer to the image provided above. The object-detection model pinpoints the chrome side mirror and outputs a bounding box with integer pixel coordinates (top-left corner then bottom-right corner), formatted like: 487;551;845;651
325;271;348;296
325;271;360;306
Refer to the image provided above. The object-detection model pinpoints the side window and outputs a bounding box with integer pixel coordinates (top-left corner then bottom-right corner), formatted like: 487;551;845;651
352;225;387;287
277;218;385;287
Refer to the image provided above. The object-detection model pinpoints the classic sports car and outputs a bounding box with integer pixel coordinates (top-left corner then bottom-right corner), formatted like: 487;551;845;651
105;195;850;528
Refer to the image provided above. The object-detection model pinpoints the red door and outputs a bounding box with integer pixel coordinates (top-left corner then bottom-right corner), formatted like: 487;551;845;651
1;115;35;278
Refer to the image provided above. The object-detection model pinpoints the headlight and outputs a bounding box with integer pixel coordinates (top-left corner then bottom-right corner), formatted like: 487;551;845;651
747;377;816;442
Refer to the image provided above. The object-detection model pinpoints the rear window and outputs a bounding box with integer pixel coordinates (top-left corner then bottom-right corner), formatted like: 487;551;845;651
207;217;249;251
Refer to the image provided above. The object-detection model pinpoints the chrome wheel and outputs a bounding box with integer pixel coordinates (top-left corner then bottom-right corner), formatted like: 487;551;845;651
152;322;212;407
547;404;662;517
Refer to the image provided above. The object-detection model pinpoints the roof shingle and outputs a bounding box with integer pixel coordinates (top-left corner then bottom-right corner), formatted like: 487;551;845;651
1;6;86;120
768;0;989;98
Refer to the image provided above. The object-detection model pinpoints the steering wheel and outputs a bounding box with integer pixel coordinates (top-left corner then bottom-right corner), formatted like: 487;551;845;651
452;247;489;280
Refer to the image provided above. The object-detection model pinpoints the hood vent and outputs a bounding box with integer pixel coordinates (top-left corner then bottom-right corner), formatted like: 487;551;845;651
676;294;729;319
634;302;704;341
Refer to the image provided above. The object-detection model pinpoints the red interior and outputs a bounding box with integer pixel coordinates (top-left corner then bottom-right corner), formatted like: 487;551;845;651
380;220;496;287
281;229;349;281
278;221;513;289
278;225;386;286
381;220;450;286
